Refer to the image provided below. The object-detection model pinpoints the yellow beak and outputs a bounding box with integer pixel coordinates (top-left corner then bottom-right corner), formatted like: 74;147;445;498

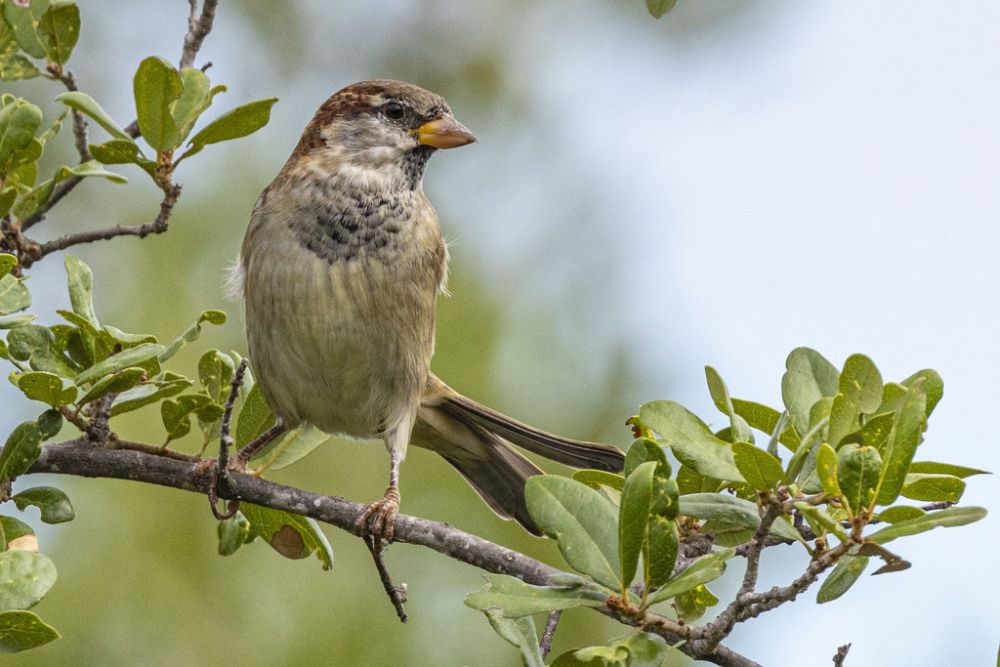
412;115;477;149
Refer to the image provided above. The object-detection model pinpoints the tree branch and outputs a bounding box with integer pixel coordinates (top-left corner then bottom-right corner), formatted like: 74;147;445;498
180;0;219;69
21;184;181;268
25;440;756;667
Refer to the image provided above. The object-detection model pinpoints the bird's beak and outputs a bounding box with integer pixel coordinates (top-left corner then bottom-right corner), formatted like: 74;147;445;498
411;115;477;149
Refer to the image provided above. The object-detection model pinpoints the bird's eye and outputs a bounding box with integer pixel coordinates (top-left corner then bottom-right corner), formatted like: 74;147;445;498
382;102;405;120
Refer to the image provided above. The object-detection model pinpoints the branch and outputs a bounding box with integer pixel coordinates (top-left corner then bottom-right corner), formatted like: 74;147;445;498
21;184;181;268
25;440;756;667
180;0;219;69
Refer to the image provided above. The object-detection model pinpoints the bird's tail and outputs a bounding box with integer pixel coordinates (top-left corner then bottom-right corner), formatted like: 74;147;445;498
411;374;626;534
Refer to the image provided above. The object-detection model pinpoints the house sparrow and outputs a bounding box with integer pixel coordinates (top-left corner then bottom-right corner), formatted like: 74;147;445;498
230;80;624;544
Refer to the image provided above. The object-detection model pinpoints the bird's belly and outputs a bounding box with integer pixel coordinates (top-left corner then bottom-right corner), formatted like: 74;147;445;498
245;243;434;439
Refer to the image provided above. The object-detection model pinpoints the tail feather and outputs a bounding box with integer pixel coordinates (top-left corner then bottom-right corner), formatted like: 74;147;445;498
413;374;625;534
412;404;543;534
427;373;625;472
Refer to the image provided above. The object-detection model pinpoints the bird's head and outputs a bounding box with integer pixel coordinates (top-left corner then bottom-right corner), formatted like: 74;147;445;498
286;79;476;191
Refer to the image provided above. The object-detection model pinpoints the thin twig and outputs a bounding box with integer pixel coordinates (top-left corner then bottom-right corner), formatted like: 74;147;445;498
180;0;220;69
106;438;199;463
539;610;562;659
21;184;181;268
219;358;248;473
365;535;408;622
832;643;851;666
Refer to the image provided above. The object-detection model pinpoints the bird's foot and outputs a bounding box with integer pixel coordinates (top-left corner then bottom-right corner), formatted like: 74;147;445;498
355;485;401;550
195;456;242;520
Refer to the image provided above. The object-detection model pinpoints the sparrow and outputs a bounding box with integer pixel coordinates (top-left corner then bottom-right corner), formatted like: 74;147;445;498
230;80;624;544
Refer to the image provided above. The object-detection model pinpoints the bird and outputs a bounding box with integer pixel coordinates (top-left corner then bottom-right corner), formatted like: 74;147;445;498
229;80;624;545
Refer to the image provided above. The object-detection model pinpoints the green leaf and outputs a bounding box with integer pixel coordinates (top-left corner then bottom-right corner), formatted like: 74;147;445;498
0;96;41;174
679;493;802;542
75;367;146;405
649;548;734;604
794;502;849;542
907;461;990;479
732;442;784;490
0;274;30;316
0;551;56;611
876;506;925;523
705;366;753;443
133;56;183;152
252;425;329;471
240;503;333;570
0;610;59;652
817;555;868;603
623;437;669;477
171;68;212;143
1;2;46;59
35;409;62;441
781;347;839;437
0;48;40;83
0;421;42;481
857;412;894;450
88;138;155;175
53;160;127;183
63;256;98;328
15;371;76;406
158;309;226;362
839;354;883;414
646;0;678;19
868;506;987;544
875;384;926;506
197;349;235;402
525;476;621;590
837;444;882;514
676;583;719;622
902;369;943;417
35;1;79;65
160;393;219;441
572;469;625;492
645;514;679;590
815;443;841;496
0;516;32;546
235;383;275;448
184;98;278;158
639;401;744;482
0;314;34;329
11;486;73;523
0;254;16;279
7;325;78;377
619;461;656;588
74;342;164;386
465;574;608;616
110;374;191;416
620;631;669;667
217;512;252;556
485;609;543;667
54;91;131;141
730;399;782;435
900;474;965;503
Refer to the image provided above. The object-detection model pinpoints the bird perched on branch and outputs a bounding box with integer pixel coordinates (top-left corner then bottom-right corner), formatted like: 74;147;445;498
230;80;624;545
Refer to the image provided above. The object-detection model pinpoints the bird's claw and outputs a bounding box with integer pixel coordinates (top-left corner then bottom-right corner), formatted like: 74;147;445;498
355;485;400;550
197;456;241;521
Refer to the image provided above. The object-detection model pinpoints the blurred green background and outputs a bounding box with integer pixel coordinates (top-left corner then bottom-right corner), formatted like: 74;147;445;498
4;1;998;665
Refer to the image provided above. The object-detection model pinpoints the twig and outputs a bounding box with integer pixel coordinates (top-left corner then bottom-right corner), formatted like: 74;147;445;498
539;610;562;659
180;0;219;69
365;535;408;622
26;440;754;667
106;438;198;463
219;358;248;473
21;184;181;268
833;643;851;665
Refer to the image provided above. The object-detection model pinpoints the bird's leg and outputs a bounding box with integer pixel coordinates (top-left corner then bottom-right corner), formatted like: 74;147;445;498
229;419;288;471
355;448;402;549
